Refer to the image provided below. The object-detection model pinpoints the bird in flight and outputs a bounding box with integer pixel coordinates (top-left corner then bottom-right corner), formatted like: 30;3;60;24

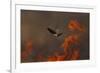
47;27;63;37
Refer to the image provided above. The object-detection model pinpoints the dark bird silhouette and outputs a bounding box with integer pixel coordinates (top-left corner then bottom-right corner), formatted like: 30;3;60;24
47;27;63;37
57;33;63;37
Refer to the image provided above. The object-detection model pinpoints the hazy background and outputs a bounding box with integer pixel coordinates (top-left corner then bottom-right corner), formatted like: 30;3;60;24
21;10;89;61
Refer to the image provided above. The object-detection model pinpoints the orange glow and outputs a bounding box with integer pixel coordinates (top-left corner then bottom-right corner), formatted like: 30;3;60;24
21;39;33;61
21;51;28;60
56;55;66;61
21;20;85;62
24;39;33;55
47;56;57;61
61;35;79;53
68;20;85;32
71;49;80;60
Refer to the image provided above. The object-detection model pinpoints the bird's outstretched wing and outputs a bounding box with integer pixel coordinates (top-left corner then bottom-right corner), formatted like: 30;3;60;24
57;33;63;37
47;27;56;34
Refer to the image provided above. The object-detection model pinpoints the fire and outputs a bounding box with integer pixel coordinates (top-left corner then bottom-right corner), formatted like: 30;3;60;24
60;35;80;60
71;48;80;60
56;55;66;61
25;39;33;54
21;50;29;60
21;19;85;62
47;54;66;61
61;35;79;53
68;20;85;32
47;56;57;61
21;39;33;62
59;19;85;60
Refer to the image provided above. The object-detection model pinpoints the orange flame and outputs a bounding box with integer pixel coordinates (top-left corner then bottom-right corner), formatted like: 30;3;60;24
61;35;79;53
71;48;80;60
47;56;57;61
21;20;85;62
21;39;33;62
25;39;33;54
68;20;85;32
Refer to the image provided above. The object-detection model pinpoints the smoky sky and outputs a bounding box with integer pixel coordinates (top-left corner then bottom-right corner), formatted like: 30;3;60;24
21;10;89;62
